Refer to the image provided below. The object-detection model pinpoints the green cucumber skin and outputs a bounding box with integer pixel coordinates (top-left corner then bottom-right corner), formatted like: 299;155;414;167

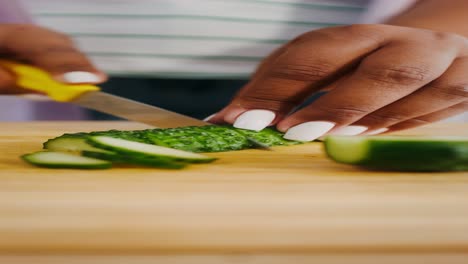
22;152;112;170
46;125;301;153
146;126;250;152
235;127;301;147
359;140;468;172
326;138;468;172
82;151;187;169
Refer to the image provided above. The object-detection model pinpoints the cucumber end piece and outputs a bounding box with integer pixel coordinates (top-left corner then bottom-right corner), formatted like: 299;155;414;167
324;136;369;164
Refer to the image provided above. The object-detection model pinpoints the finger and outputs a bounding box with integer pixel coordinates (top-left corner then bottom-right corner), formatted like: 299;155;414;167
0;66;19;94
279;39;458;141
213;25;389;130
0;24;106;84
208;45;289;125
352;57;468;132
386;101;468;132
0;66;49;94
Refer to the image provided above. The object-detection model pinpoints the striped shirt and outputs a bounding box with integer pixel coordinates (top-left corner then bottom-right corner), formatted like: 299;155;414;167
23;0;373;79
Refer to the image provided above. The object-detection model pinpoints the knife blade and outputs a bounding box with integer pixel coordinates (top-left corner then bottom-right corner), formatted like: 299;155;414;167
1;60;272;150
72;91;208;128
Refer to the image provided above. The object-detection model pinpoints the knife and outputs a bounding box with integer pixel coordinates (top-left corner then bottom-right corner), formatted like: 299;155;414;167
1;60;271;150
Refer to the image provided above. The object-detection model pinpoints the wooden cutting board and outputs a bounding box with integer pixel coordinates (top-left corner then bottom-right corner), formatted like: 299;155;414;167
0;122;467;263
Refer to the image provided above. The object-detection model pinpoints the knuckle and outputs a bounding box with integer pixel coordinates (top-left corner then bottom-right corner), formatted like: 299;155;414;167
45;61;93;72
39;44;78;56
314;105;368;122
239;95;296;112
339;24;374;34
364;112;408;125
54;31;74;42
456;101;468;111
360;64;432;86
288;31;315;44
403;117;431;125
431;82;468;99
429;31;467;52
269;61;335;82
0;75;16;93
337;24;386;43
0;78;13;89
8;24;37;33
4;25;77;57
432;31;462;43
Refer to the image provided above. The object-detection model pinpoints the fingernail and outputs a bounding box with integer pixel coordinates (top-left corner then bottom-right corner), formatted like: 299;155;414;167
329;125;368;136
203;113;216;122
62;71;102;84
366;128;389;135
284;121;335;142
233;109;276;131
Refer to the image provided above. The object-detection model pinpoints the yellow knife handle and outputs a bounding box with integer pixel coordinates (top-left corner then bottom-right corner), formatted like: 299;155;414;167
0;60;100;102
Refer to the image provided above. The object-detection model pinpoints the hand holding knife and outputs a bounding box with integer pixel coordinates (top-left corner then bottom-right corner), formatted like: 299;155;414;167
1;60;271;150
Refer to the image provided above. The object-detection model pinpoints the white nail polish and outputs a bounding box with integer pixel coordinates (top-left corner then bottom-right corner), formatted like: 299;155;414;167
366;128;389;135
233;109;276;131
62;71;101;83
284;121;335;142
203;113;216;122
329;125;368;136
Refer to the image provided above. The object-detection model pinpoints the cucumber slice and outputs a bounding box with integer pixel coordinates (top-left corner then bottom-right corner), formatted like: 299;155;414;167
324;136;468;172
87;136;217;163
22;151;112;169
89;129;153;143
82;150;186;169
234;127;301;146
44;135;112;154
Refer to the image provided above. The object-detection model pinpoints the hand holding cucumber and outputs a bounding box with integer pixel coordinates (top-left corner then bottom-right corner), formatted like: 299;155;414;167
1;24;466;137
211;24;468;139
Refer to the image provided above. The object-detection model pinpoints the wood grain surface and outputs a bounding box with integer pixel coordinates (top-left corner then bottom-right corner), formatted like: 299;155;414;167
0;121;467;263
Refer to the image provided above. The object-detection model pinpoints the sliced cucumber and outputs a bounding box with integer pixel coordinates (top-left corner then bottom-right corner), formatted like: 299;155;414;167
22;151;112;169
44;135;112;154
82;150;186;169
46;125;303;153
324;136;468;172
235;127;301;146
87;136;217;163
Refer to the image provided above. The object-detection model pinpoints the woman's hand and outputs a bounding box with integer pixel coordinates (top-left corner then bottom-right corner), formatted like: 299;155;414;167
0;24;106;94
210;24;468;140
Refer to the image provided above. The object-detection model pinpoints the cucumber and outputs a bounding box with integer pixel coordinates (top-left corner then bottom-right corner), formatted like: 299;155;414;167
87;136;217;163
43;135;192;169
82;150;187;169
44;135;111;154
22;151;112;169
324;136;468;172
235;127;301;146
45;125;303;153
145;126;251;152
